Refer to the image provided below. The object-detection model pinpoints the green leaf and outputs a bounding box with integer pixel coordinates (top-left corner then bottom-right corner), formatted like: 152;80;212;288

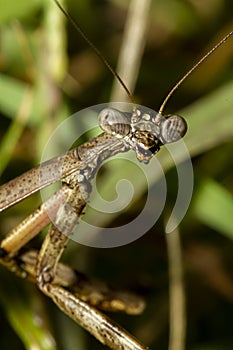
0;275;56;350
0;73;29;118
183;79;233;156
193;179;233;239
0;0;41;23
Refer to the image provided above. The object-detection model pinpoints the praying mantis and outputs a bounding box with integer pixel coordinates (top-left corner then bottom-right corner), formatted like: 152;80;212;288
0;0;232;349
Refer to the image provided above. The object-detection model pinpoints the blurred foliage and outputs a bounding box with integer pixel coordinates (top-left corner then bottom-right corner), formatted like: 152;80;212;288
0;0;233;349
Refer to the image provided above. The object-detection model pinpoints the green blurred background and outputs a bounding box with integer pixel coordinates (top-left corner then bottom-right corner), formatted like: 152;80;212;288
0;0;233;349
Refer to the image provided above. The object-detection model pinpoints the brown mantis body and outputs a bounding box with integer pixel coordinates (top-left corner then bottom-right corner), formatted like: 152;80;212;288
0;0;232;349
0;101;186;349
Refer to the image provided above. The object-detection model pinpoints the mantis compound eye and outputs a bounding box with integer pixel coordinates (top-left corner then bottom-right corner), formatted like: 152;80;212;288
160;114;187;144
98;108;130;138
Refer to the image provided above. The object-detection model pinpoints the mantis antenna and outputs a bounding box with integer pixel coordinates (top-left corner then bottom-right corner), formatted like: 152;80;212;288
53;0;232;115
52;0;135;104
158;31;233;115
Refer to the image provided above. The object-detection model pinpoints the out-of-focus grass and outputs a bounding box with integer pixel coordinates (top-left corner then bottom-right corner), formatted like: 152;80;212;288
0;273;56;350
0;0;233;349
193;178;233;240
